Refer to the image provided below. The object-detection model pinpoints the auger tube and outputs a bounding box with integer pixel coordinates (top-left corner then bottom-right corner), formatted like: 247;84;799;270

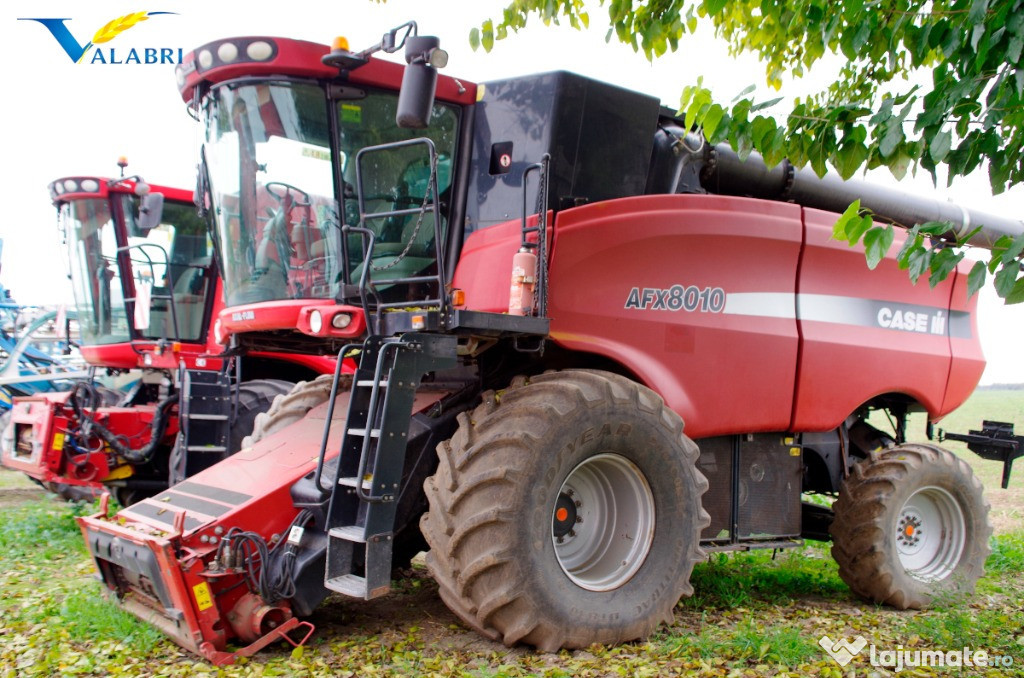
667;127;1024;250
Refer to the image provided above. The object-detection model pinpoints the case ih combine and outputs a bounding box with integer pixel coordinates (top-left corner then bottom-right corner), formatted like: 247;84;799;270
1;171;333;505
77;24;1023;663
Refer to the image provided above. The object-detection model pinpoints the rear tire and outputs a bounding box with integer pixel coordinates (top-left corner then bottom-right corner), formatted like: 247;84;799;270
830;443;991;609
242;374;343;448
421;370;709;651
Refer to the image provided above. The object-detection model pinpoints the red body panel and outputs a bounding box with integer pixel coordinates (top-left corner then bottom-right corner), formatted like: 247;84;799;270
454;194;984;436
790;209;956;430
215;300;366;341
942;260;985;416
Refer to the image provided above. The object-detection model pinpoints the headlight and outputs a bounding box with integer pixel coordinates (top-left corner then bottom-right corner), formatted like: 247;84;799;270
309;310;323;334
331;313;352;329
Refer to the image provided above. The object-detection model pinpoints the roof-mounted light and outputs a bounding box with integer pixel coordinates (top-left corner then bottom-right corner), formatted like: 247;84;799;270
217;42;239;63
246;40;274;61
191;39;278;74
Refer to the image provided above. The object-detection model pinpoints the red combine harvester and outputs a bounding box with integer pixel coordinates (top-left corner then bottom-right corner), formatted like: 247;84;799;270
78;25;1024;663
1;171;333;505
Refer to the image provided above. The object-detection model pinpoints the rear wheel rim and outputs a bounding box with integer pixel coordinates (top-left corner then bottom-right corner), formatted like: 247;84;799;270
552;453;655;591
896;486;965;582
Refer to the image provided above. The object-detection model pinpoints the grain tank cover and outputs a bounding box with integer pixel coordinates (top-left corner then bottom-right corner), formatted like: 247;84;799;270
466;71;661;234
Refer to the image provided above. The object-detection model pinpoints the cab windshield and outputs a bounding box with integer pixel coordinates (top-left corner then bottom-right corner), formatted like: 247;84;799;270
122;198;213;342
202;80;458;307
64;198;130;345
63;195;213;345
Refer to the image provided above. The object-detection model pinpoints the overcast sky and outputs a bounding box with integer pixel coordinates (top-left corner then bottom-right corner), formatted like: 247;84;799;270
1;0;1021;384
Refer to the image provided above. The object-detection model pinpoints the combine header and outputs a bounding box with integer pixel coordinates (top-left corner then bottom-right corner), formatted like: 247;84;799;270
1;169;333;504
78;23;1022;663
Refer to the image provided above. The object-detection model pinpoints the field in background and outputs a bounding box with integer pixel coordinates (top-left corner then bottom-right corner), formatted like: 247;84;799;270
0;388;1021;676
869;387;1024;534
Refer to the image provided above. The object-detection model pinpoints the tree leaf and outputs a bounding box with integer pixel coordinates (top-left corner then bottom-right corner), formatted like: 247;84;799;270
967;260;988;298
864;225;895;269
1007;277;1024;304
928;248;964;287
469;28;481;51
994;261;1020;297
929;129;952;163
705;0;729;16
832;199;862;241
846;214;875;245
1000;232;1024;265
906;247;932;283
703;103;725;140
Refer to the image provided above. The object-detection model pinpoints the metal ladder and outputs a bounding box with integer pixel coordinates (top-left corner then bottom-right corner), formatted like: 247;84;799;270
175;369;232;480
346;137;447;334
321;332;456;599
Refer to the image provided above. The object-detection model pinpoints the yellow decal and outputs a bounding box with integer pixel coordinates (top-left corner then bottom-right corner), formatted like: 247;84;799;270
100;464;134;481
193;582;213;611
789;447;802;457
52;432;65;451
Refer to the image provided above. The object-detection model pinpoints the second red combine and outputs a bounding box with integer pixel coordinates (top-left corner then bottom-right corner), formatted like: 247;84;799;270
2;167;333;504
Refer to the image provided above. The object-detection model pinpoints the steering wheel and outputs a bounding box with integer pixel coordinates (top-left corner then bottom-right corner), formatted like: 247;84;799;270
265;181;311;205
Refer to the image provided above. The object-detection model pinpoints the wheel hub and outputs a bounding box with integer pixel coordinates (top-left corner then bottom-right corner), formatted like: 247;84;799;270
553;492;578;540
895;486;966;582
551;453;655;592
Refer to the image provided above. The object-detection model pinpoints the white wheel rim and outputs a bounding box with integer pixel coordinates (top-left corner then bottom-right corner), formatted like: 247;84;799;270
551;453;655;591
896;486;966;582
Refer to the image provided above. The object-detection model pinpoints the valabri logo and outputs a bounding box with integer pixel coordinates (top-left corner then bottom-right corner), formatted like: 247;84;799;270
18;11;181;64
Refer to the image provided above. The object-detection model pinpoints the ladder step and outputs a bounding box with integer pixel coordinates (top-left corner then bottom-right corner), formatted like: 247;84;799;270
186;446;227;452
328;525;366;543
356;380;388;388
347;428;380;438
324;573;390;599
338;476;373;489
187;414;229;421
324;573;368;597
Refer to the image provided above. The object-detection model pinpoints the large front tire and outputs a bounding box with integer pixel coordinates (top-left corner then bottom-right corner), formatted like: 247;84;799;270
421;370;709;651
830;443;991;609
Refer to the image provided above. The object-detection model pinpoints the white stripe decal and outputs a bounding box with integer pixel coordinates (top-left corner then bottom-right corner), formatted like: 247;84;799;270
718;292;970;338
721;293;796;319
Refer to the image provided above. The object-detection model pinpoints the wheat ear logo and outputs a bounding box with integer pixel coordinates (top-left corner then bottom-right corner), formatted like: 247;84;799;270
819;635;868;667
18;11;176;63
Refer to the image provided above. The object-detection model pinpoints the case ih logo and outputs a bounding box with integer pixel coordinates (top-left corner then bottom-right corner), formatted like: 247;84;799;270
18;11;181;64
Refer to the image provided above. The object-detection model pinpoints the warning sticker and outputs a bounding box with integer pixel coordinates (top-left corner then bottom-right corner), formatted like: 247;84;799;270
192;582;213;611
52;432;65;452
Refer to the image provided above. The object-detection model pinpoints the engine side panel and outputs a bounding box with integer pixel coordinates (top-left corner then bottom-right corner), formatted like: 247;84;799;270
791;209;959;430
457;194;804;438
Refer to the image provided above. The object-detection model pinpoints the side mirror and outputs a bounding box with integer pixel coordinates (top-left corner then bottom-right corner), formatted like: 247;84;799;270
137;192;165;233
396;35;447;129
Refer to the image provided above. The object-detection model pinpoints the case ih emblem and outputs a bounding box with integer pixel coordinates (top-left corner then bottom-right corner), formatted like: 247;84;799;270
877;306;947;334
624;285;726;313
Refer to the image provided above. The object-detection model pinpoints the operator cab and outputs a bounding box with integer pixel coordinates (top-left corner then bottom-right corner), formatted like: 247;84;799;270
180;27;475;351
53;176;216;366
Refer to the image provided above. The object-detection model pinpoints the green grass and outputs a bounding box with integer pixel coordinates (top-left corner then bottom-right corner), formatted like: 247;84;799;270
0;388;1022;675
682;542;847;611
0;498;89;561
58;588;166;652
